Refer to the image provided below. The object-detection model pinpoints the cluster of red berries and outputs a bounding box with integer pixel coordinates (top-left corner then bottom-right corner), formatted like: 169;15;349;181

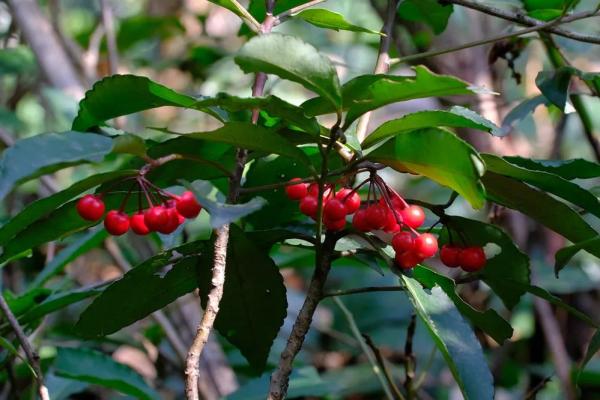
76;177;202;236
440;244;486;272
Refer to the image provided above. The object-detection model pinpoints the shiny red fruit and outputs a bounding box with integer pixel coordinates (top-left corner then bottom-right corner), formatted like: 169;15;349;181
335;188;361;214
395;251;422;270
76;194;105;221
440;245;461;268
308;183;333;200
460;247;487;272
130;213;151;235
392;231;415;252
285;178;308;200
414;233;438;258
299;196;319;217
157;207;181;234
352;209;371;232
324;217;346;231
384;208;402;233
365;204;388;230
104;210;130;236
144;206;169;231
324;199;347;220
401;205;426;229
176;191;202;218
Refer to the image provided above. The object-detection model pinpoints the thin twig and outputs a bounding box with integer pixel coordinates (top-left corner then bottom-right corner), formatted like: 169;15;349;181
354;0;398;142
444;0;600;44
100;0;119;75
322;286;405;298
227;0;262;33
332;297;397;400
404;314;417;400
275;0;328;24
0;293;49;400
363;334;406;400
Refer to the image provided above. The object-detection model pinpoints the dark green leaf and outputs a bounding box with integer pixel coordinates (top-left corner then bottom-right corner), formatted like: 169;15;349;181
579;329;600;382
483;154;600;218
397;0;454;34
303;66;480;127
441;216;530;309
413;266;513;343
75;241;206;337
501;95;548;133
0;46;36;75
46;373;87;400
112;133;148;158
72;75;221;131
0;336;34;371
294;9;382;35
522;0;580;20
366;127;486;209
0;132;114;200
554;236;600;277
54;347;160;400
197;226;287;371
503;157;600;180
483;172;600;259
363;106;503;148
402;276;494;400
6;288;51;316
235;33;342;111
0;170;135;247
536;69;572;110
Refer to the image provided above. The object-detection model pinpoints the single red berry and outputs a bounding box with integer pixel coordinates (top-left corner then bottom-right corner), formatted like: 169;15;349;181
130;213;151;235
285;178;308;200
324;217;346;231
352;209;371;232
414;233;438;258
144;206;169;231
324;198;347;220
335;188;361;214
401;205;426;229
157;207;181;234
299;195;319;217
440;245;461;268
460;247;487;272
365;204;388;230
384;208;402;233
392;231;415;252
104;210;130;236
395;251;422;270
76;194;105;221
176;191;202;219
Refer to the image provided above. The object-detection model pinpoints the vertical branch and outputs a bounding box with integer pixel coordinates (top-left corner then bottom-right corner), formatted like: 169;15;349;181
403;314;416;400
354;0;398;143
363;334;406;400
0;293;49;400
100;0;120;75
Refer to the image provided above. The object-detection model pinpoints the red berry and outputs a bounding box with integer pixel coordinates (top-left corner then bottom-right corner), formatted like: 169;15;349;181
324;199;347;220
76;194;105;221
401;205;426;229
308;183;333;200
392;231;415;252
335;188;361;214
460;247;487;272
395;251;422;270
176;191;202;219
324;217;346;231
365;204;388;230
130;213;151;235
414;233;438;258
104;210;130;236
285;178;308;200
144;206;169;231
440;245;461;268
352;209;371;232
299;195;319;217
384;208;402;233
157;207;181;234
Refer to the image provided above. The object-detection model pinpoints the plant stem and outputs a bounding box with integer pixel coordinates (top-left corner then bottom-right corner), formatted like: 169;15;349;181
322;285;405;298
0;293;49;400
404;314;417;400
228;0;262;33
363;334;406;400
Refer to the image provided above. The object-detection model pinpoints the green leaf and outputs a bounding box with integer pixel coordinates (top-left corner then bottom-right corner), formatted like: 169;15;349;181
441;217;530;309
579;329;600;382
186;122;313;167
554;236;600;277
366;127;486;209
363;106;503;148
501;95;548;133
75;241;206;337
0;132;114;200
197;226;287;371
0;336;35;373
397;0;454;34
46;373;88;400
503;157;600;180
483;154;600;218
294;9;382;35
112;133;148;158
235;33;342;111
0;170;135;247
413;266;513;343
303;66;480;127
72;75;222;131
536;69;572;110
188;180;267;228
0;46;36;75
522;0;579;20
54;347;160;400
402;276;494;400
483;172;600;259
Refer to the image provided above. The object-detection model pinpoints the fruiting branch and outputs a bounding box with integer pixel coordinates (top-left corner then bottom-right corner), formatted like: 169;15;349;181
321;285;405;298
